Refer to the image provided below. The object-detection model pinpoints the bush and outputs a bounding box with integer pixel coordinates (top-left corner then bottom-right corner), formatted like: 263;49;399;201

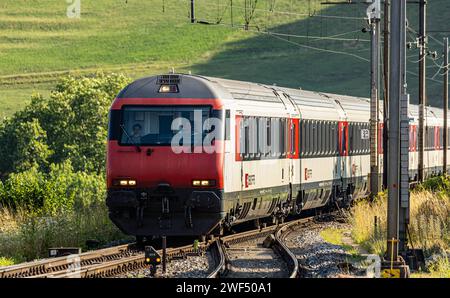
0;72;131;176
350;183;450;257
0;118;52;175
0;160;105;214
0;205;128;262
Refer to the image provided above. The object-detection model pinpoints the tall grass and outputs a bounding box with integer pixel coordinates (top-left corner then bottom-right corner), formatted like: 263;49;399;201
350;177;450;276
0;204;129;263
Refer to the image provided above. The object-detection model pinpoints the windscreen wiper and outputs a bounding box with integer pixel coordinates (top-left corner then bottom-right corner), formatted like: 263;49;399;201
120;124;141;152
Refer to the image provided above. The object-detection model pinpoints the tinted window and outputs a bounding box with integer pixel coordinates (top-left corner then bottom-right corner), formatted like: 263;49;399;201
120;106;211;146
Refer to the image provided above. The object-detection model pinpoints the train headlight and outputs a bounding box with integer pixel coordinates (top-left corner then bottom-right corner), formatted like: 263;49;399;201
192;180;216;187
158;84;179;93
114;179;137;187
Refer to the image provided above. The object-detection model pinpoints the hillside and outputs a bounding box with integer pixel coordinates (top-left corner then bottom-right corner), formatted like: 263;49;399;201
0;0;449;118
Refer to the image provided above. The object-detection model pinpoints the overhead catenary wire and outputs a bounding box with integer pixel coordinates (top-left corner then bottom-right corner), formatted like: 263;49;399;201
195;0;365;21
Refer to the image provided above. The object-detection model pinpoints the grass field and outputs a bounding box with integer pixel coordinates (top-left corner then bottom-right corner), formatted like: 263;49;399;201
1;0;449;118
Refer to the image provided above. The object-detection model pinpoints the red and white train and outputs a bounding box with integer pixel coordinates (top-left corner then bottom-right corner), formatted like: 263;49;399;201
106;74;449;238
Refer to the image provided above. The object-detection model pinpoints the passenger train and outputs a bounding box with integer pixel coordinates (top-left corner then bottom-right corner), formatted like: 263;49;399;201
106;74;449;238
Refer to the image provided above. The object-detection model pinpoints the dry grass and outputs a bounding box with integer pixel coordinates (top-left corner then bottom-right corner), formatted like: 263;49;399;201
0;204;130;264
349;186;450;277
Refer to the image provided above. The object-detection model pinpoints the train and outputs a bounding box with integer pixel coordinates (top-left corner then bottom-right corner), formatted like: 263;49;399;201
106;73;449;239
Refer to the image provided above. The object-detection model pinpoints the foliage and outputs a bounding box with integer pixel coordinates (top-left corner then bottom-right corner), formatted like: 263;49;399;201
0;72;131;176
0;160;105;214
0;257;15;267
0;118;52;175
419;175;450;194
350;184;450;258
0;205;128;262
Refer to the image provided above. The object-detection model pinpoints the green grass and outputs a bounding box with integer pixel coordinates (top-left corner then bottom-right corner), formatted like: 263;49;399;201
1;0;450;117
320;227;365;263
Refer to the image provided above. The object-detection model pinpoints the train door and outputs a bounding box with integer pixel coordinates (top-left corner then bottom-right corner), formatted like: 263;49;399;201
332;99;348;198
281;93;300;195
235;111;244;196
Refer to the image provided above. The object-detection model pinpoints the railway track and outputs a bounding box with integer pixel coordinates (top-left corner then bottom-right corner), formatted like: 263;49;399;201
208;217;315;279
0;241;211;278
0;216;320;278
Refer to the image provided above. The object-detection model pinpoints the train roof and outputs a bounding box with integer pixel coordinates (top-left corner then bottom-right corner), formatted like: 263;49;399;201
117;74;450;123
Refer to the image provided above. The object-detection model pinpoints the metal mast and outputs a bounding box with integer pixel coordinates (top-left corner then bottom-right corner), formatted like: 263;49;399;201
383;0;390;190
444;37;449;174
368;0;382;196
383;0;410;277
417;0;427;182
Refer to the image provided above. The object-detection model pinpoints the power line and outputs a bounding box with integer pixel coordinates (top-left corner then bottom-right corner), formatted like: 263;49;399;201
197;20;370;43
195;0;366;21
262;30;370;62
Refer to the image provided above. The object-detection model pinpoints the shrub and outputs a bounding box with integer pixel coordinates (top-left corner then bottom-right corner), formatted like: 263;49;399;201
0;205;128;262
0;160;105;214
0;72;131;176
350;185;450;257
0;118;52;176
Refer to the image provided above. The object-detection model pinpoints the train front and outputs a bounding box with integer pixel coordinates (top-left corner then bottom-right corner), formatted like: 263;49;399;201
106;74;225;237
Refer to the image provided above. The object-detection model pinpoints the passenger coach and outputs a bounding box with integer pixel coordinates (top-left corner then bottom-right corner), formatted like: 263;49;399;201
106;74;450;239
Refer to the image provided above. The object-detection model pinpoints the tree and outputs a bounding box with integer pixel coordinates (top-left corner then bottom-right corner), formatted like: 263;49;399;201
0;72;131;176
0;118;52;176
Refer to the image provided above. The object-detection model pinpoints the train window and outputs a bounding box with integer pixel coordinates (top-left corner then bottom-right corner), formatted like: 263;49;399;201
239;118;245;158
312;121;317;156
266;118;272;156
271;118;279;157
318;121;323;155
119;105;211;146
108;110;121;141
301;120;306;156
348;124;354;154
340;123;347;155
290;121;295;155
225;110;230;140
330;122;338;155
448;127;450;149
303;120;311;156
251;117;258;158
328;122;332;155
280;119;284;156
244;119;250;158
257;117;265;156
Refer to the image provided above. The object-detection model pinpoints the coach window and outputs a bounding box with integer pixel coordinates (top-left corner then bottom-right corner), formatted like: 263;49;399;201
239;118;245;159
328;122;332;155
280;119;284;157
310;121;315;156
244;119;250;158
290;121;295;155
266;118;271;156
311;120;315;156
350;123;354;154
305;120;310;157
251;117;258;158
273;118;279;157
318;121;323;156
448;127;450;149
